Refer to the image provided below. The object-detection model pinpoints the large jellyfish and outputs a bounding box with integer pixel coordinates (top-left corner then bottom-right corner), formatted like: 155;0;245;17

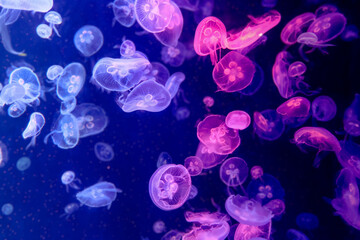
56;62;86;101
74;25;104;57
9;67;41;104
22;112;45;149
0;0;53;12
280;12;316;45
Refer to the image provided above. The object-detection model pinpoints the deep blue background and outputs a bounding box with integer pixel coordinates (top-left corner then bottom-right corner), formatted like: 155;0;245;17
0;0;360;239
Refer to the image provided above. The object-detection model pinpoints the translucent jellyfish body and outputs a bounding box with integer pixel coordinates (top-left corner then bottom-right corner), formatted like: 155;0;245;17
110;0;136;28
312;95;337;121
286;229;309;240
281;12;316;45
9;67;40;104
76;181;122;209
60;97;77;115
0;8;24;56
251;166;264;180
220;157;248;187
161;42;186;67
296;212;319;230
165;72;185;99
74;25;104;57
336;140;360;179
46;65;64;81
36;24;52;39
157;152;173;168
288;61;306;78
184;156;203;176
22;112;45;149
94;142;114;162
1;203;13;215
225;110;251;130
60;203;79;219
144;62;169;86
0;0;53;12
149;164;191;210
197;114;241;155
195;142;228;169
56;62;86;101
61;170;81;192
44;11;62;37
153;220;166;234
277;96;311;126
225;195;273;226
341;24;359;42
120;39;136;57
253;109;285;141
7;101;26;118
343;94;360;136
213;51;255;92
0;141;9;168
16;156;31;171
0;83;25;106
264;198;285;216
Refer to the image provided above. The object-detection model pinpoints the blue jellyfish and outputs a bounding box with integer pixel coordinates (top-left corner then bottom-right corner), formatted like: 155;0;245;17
173;106;190;121
60;203;80;219
145;62;170;86
61;170;81;192
296;212;319;230
0;0;53;12
94;142;114;162
7;101;27;118
1;203;13;215
22;112;46;149
165;72;185;99
74;25;104;57
60;97;77;115
16;156;31;171
0;83;26;106
239;62;264;96
36;24;52;39
46;65;64;81
9;67;41;104
56;62;86;101
120;39;136;58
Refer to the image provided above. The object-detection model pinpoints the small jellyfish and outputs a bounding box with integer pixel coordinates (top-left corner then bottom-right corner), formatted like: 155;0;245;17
56;62;86;101
174;106;190;121
195;142;228;169
16;156;31;171
343;94;360;136
7;101;26;118
74;25;104;57
296;32;334;61
281;12;316;45
1;203;13;216
288;61;306;78
264;199;285;216
225;110;251;130
165;72;185;99
22;112;46;150
341;24;359;42
296;212;319;230
153;220;166;234
0;141;9;168
46;65;64;81
149;164;192;210
312;95;337;122
286;229;309;240
253;109;285;141
184;156;203;176
61;170;81;192
120;39;136;58
44;11;62;37
187;185;198;200
94;142;114;162
203;96;214;111
60;203;80;220
219;157;248;187
157;152;173;168
109;0;136;28
247;173;285;204
36;24;53;39
250;166;264;180
161;42;186;67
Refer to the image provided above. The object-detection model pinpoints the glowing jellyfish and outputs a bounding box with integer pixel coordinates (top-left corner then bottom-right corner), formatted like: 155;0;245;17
149;164;191;211
195;142;228;169
253;110;285;141
36;24;53;39
0;0;53;12
194;16;227;64
60;203;79;220
94;142;114;162
61;170;81;192
76;181;122;209
203;96;214;110
16;156;31;171
7;101;26;118
276;97;311;118
153;220;166;234
264;199;285;216
56;62;86;101
109;0;136;28
250;166;263;180
165;72;185;99
336;140;360;179
0;83;25;106
22;112;45;149
157;152;173;168
184;156;203;176
225;195;273;226
44;113;80;149
120;39;136;57
197;114;241;155
173;106;190;121
46;65;64;81
60;97;77;115
9;67;40;104
343;94;360;136
247;173;285;204
44;11;62;37
293;127;341;167
188;185;198;200
286;229;309;240
161;42;186;67
234;222;271;240
134;0;173;33
341;24;359;42
296;32;334;61
119;80;171;113
312;95;337;122
220;157;248;187
74;25;104;57
296;212;319;230
239;62;264;96
1;203;13;216
225;110;251;130
315;4;338;17
288;61;306;78
281;12;316;45
0;141;9;168
213;51;255;92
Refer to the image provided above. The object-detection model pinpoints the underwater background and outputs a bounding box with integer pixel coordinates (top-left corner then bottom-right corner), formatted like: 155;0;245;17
0;0;360;239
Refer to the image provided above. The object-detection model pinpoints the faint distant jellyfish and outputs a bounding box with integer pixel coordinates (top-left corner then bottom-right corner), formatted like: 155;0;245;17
149;164;192;210
247;173;285;204
36;24;53;39
46;65;64;81
195;142;228;169
253;110;285;141
74;25;104;57
161;42;186;67
16;156;31;171
286;229;309;240
343;94;360;136
157;152;173;168
336;140;360;179
261;0;277;8
315;4;338;17
144;62;170;86
7;101;26;118
296;212;319;230
264;199;285;216
1;203;13;216
174;106;190;121
251;166;264;180
94;142;114;162
165;72;185;99
22;112;46;149
288;61;306;78
120;39;136;57
280;12;316;45
203;96;214;111
109;0;136;28
225;110;251;130
9;67;41;104
184;156;203;176
0;0;53;12
0;141;9;168
60;203;80;220
239;62;264;96
312;95;337;121
56;62;86;101
76;181;122;209
212;51;255;92
44;11;62;37
341;25;359;42
220;157;249;188
61;170;81;192
187;185;198;200
60;97;77;115
153;220;166;234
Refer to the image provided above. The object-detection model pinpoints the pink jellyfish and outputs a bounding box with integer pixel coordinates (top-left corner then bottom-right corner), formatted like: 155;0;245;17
264;199;285;216
280;12;316;45
234;221;271;240
276;96;311;118
288;61;306;78
251;166;264;180
194;16;227;65
343;94;360;137
149;164;191;211
197;114;241;155
195;142;228;169
203;96;214;112
225;110;251;130
184;211;229;224
184;156;204;176
212;51;255;92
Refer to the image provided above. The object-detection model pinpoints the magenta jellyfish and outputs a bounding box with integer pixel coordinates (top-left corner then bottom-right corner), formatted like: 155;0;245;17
225;110;251;130
197;114;241;155
195;142;228;169
264;199;285;216
250;166;264;180
288;61;307;78
234;221;271;240
153;220;166;234
61;170;81;192
276;97;311;126
336;140;360;179
212;51;255;92
203;96;214;111
253;109;285;141
293;127;341;167
343;94;360;137
312;95;337;122
184;156;203;176
219;157;248;187
193;16;227;65
280;12;316;45
149;164;192;211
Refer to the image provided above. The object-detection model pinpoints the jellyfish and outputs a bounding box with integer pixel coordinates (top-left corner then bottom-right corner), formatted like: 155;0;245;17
225;195;273;226
343;94;360;136
276;97;311;127
195;142;228;169
94;142;114;162
36;24;53;39
46;65;64;81
22;112;46;150
286;229;309;240
60;97;77;115
143;62;169;86
109;0;136;28
253;109;285;141
280;12;316;45
264;199;285;216
315;4;338;17
161;42;186;67
1;203;13;216
56;62;86;101
261;0;277;8
336;140;360;179
161;230;183;240
197;114;241;155
184;156;203;176
296;212;319;230
220;157;248;188
234;221;271;240
165;72;185;99
0;0;53;12
74;25;104;57
246;173;285;204
296;32;335;61
250;166;263;180
0;141;9;168
61;170;81;192
44;11;62;37
157;152;173;168
194;16;227;65
76;181;122;209
288;61;306;78
239;62;264;96
173;106;190;121
149;164;192;210
312;95;337;122
225;110;251;130
187;185;198;200
0;83;26;106
153;220;166;234
7;101;26;118
60;203;80;220
203;96;214;111
9;67;41;104
16;156;31;171
213;51;255;92
341;24;359;42
293;127;341;167
120;39;136;58
134;0;173;33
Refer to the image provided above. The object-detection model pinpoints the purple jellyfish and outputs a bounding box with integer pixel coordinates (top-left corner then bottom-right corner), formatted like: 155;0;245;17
225;110;251;130
296;212;319;230
253;109;285;141
234;221;271;240
336;140;360;179
219;157;249;187
343;94;360;137
288;61;307;78
161;42;186;67
184;156;203;176
276;97;311;118
153;220;166;234
312;95;337;122
264;199;286;216
281;12;316;45
251;166;264;180
239;62;264;96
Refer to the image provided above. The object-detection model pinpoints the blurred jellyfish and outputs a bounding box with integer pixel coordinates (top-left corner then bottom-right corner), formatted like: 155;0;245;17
165;72;185;99
184;156;203;176
264;199;285;216
234;222;271;240
281;12;316;45
144;62;170;86
0;141;9;168
60;203;80;220
296;212;319;230
60;97;77;115
286;229;309;240
61;170;81;192
296;32;334;61
44;11;62;37
225;110;251;130
161;42;186;67
261;0;277;8
0;83;25;106
149;164;191;210
337;140;360;179
341;24;359;42
161;230;183;240
157;152;173;168
7;101;26;118
0;0;53;12
9;67;41;104
153;220;166;234
250;166;263;180
253;109;285;141
312;95;337;122
239;62;264;96
22;112;45;149
174;106;190;121
74;25;104;57
276;96;311;127
120;39;136;57
203;96;214;111
220;157;248;188
16;156;31;171
195;142;228;169
46;65;64;81
1;203;13;216
109;0;136;28
56;62;86;101
343;94;360;136
94;142;114;162
247;173;285;204
36;24;53;39
187;185;198;200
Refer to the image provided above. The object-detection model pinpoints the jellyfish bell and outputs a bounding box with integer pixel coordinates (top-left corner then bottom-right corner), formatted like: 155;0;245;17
120;39;136;58
109;0;136;28
9;67;41;104
74;25;104;57
280;12;316;45
312;95;337;122
46;65;64;81
195;142;228;169
276;96;311;118
253;110;285;141
219;157;249;187
225;110;251;130
288;61;307;78
56;62;86;101
234;221;272;240
61;170;81;192
336;140;360;179
36;24;53;39
264;199;285;216
184;156;203;176
44;11;62;37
